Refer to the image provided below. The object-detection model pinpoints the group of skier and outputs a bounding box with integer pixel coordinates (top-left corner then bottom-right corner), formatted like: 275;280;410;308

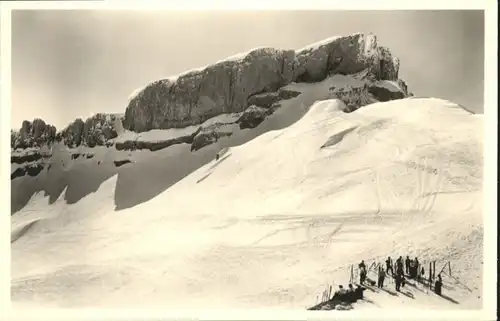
322;255;445;308
357;255;443;295
381;255;423;291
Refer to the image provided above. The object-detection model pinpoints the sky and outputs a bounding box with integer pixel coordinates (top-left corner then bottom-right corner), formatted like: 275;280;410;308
11;10;484;129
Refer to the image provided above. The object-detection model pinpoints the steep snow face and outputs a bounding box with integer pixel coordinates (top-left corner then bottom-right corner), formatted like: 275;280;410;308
11;97;483;310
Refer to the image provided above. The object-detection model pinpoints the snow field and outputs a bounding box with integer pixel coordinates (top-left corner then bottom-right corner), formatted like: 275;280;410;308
11;92;483;310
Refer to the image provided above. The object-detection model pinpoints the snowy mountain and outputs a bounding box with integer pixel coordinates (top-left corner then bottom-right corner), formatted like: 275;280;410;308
10;33;482;311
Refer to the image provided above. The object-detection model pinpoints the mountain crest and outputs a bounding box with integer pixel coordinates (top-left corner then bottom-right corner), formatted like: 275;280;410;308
11;32;409;151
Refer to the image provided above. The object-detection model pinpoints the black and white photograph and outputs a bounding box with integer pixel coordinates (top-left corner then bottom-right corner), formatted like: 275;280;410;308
2;1;497;319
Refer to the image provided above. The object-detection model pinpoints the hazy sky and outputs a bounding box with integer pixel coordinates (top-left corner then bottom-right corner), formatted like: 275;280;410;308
12;10;484;129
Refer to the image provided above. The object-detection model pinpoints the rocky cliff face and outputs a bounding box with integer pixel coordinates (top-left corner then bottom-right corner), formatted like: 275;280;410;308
12;113;123;151
11;32;410;159
11;113;123;181
124;33;402;133
11;119;57;149
57;113;122;148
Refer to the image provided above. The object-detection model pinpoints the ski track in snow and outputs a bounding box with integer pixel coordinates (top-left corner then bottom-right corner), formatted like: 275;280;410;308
11;89;483;311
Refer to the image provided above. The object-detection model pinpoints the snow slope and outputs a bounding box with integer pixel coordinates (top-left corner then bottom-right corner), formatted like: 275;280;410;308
11;97;483;310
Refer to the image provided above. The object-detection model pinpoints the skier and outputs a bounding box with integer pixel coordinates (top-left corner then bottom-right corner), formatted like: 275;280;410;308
354;285;366;300
412;261;419;279
338;285;347;296
345;284;356;302
377;266;386;288
358;260;366;271
333;285;347;301
215;153;220;161
359;260;367;285
434;274;443;296
419;266;425;283
407;260;413;279
405;256;411;274
396;256;403;269
396;256;404;277
360;267;367;285
385;256;393;275
394;272;402;292
358;260;366;284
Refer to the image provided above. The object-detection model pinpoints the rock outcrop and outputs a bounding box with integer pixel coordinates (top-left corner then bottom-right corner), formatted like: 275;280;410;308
11;119;56;149
247;88;302;109
59;113;121;148
11;163;45;180
124;33;402;133
11;150;39;165
367;79;409;102
115;129;200;152
236;105;271;130
191;123;238;151
10;146;53;181
58;118;84;147
83;113;120;147
11;149;50;164
12;114;122;150
114;159;132;167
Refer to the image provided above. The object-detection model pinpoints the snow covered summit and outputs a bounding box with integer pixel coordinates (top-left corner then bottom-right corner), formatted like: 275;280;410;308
124;32;405;132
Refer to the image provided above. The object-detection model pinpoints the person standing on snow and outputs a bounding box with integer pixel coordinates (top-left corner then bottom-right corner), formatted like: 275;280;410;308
358;260;367;285
396;256;403;269
405;256;411;274
377;266;386;288
385;257;393;275
359;268;367;285
394;272;402;292
396;256;404;276
434;274;443;296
